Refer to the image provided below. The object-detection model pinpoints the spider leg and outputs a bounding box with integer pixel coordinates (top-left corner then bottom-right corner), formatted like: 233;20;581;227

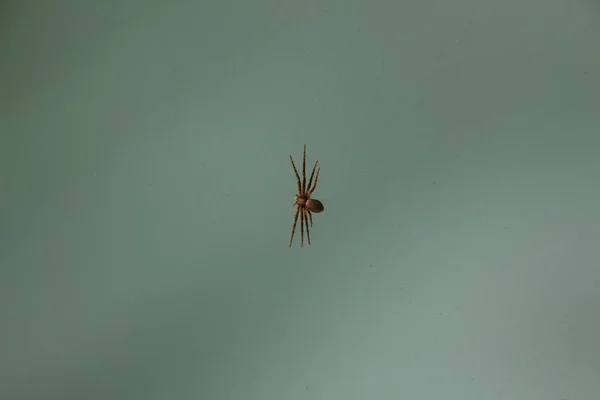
302;144;307;195
304;209;311;245
289;156;302;195
289;207;300;247
308;167;320;195
306;159;319;193
307;210;313;227
300;207;305;247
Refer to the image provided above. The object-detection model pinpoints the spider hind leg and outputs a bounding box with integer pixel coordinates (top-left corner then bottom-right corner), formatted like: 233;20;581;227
289;207;300;248
300;208;305;247
304;210;311;245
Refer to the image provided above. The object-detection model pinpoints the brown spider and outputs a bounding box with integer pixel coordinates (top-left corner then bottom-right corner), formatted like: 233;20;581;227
289;144;324;247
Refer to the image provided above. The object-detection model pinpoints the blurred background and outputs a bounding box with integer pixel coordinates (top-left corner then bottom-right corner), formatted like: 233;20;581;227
1;1;599;399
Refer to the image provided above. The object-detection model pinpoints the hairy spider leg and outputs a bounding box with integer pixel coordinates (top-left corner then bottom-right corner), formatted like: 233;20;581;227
289;207;300;247
302;144;307;195
307;210;313;227
306;159;319;195
300;207;305;247
304;209;311;245
289;156;302;195
308;167;321;195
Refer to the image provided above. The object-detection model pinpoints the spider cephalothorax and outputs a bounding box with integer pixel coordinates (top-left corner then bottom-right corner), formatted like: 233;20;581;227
289;144;323;247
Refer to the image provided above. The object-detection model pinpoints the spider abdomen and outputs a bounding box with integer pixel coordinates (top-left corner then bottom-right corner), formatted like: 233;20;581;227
306;199;324;213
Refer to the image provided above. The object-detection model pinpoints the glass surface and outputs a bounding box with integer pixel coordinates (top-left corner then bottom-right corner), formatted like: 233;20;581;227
1;1;599;399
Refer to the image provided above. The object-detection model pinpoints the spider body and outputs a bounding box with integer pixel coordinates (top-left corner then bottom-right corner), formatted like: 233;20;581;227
295;195;324;213
289;144;323;247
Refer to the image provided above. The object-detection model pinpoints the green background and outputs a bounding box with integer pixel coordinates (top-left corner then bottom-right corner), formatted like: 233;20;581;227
2;1;599;399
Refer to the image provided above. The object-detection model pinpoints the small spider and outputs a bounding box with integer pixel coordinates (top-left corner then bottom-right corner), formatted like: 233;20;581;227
289;144;324;247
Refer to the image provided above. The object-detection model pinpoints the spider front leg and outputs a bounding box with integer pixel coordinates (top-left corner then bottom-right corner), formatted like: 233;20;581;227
307;159;319;193
308;167;320;195
302;144;307;194
289;156;302;195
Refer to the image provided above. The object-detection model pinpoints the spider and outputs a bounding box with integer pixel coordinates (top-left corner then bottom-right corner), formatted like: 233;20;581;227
289;144;324;247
